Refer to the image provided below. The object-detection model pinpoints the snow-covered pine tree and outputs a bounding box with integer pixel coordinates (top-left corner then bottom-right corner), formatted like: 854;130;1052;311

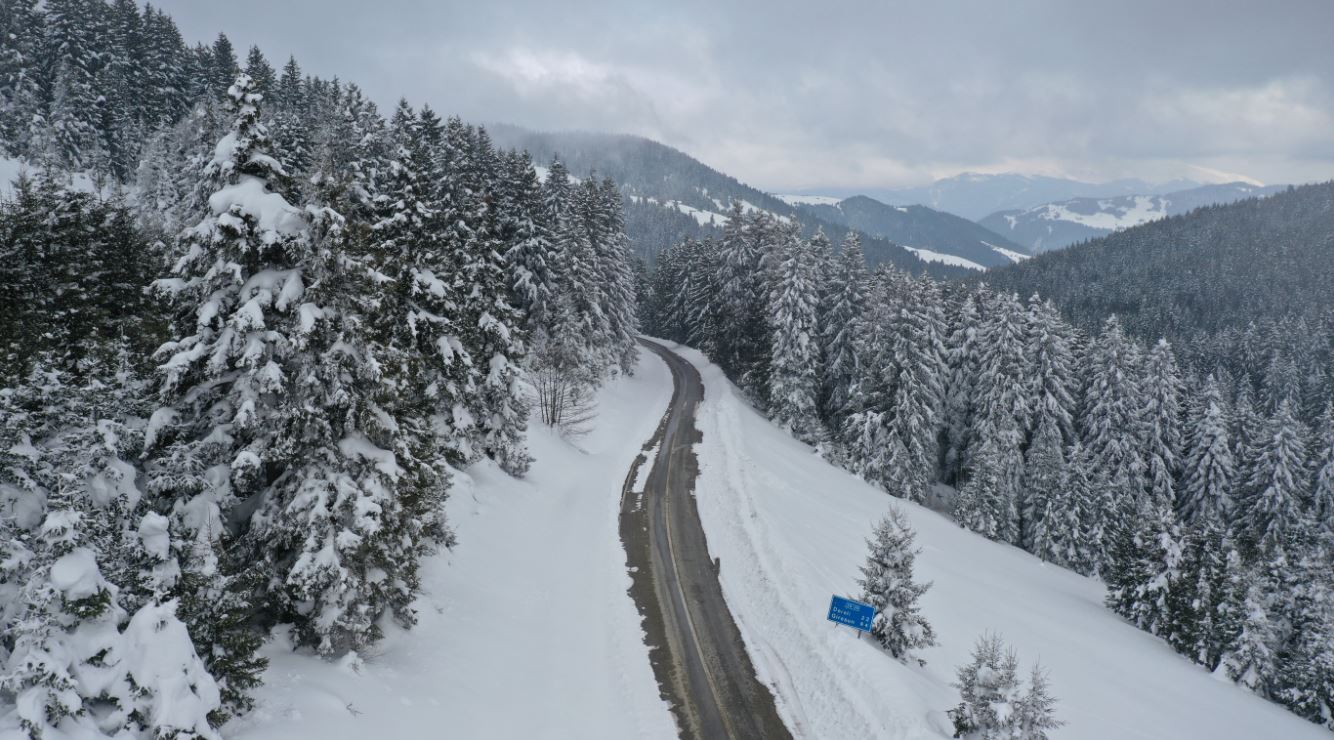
499;150;556;331
942;292;983;485
243;45;275;97
1050;441;1099;574
1232;398;1312;559
716;201;768;384
1023;295;1077;447
954;431;1020;543
1011;665;1064;740
1178;375;1235;526
1142;338;1183;511
1308;402;1334;530
1223;568;1280;695
820;232;867;427
768;224;823;443
593;176;640;374
1021;416;1065;554
1165;521;1244;669
884;277;948;503
969;291;1031;467
1104;497;1182;636
439;119;531;474
1080;316;1147;567
857;506;936;661
948;634;1061;739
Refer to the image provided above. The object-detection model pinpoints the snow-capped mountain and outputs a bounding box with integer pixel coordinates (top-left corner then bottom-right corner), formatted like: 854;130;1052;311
794;173;1198;221
978;182;1287;253
779;194;1031;269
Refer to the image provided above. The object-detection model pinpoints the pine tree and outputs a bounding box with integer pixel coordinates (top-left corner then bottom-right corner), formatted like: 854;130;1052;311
1021;416;1065;553
968;291;1031;483
1232;399;1311;558
1143;339;1183;511
1023;295;1077;446
768;224;823;443
857;507;936;660
1178;375;1235;526
948;635;1061;739
1080;316;1147;566
243;45;275;97
1309;402;1334;530
942;292;983;484
1224;570;1279;694
146;75;310;691
820;233;867;426
885;278;948;502
954;432;1020;543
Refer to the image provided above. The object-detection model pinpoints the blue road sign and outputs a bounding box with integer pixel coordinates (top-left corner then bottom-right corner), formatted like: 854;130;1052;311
827;595;875;631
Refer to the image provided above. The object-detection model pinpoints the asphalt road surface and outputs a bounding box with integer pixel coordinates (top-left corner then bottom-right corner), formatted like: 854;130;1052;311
620;339;792;740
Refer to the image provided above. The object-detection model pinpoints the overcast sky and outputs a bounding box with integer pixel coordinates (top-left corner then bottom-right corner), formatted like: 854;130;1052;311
156;0;1334;191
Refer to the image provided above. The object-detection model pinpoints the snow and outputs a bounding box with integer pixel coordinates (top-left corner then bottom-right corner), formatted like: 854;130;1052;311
982;242;1031;263
48;549;106;601
207;175;308;238
226;351;677;740
902;246;986;271
631;445;658;493
1037;195;1166;230
121;601;223;739
0;156;100;198
668;343;1329;740
669;200;728;226
775;194;843;207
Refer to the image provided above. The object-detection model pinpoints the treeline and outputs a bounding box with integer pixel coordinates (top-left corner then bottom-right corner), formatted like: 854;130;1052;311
980;181;1334;434
646;212;1334;731
0;2;639;737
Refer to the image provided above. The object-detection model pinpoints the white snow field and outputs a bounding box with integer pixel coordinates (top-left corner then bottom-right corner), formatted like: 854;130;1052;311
669;343;1328;740
225;351;677;740
901;246;986;271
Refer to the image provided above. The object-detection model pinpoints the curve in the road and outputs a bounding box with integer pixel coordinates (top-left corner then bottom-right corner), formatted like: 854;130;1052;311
620;339;792;740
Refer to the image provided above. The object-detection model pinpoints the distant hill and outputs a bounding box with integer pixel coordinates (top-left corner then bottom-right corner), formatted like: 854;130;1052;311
793;172;1199;221
977;181;1333;344
978;182;1288;253
489;125;973;278
780;194;1030;269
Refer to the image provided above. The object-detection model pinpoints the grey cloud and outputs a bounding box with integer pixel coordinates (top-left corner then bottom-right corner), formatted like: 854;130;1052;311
155;0;1334;189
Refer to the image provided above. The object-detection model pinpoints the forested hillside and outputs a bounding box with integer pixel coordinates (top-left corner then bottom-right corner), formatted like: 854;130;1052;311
979;181;1334;430
0;2;640;737
489;125;974;277
789;195;1030;268
647;211;1334;732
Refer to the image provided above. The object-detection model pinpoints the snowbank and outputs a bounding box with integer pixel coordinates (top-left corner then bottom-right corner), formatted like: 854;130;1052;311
671;343;1328;740
226;351;677;740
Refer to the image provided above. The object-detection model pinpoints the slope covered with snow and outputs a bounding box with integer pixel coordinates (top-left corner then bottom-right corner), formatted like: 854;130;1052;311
224;354;677;740
671;344;1327;740
902;246;985;271
979;182;1286;253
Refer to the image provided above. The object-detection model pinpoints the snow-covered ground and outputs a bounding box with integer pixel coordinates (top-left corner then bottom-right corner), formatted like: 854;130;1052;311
225;352;677;740
983;241;1031;263
902;246;986;271
0;156;100;197
1036;194;1167;230
670;343;1328;740
775;194;843;207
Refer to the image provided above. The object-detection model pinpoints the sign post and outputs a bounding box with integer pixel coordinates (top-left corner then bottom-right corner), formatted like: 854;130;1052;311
826;595;875;637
